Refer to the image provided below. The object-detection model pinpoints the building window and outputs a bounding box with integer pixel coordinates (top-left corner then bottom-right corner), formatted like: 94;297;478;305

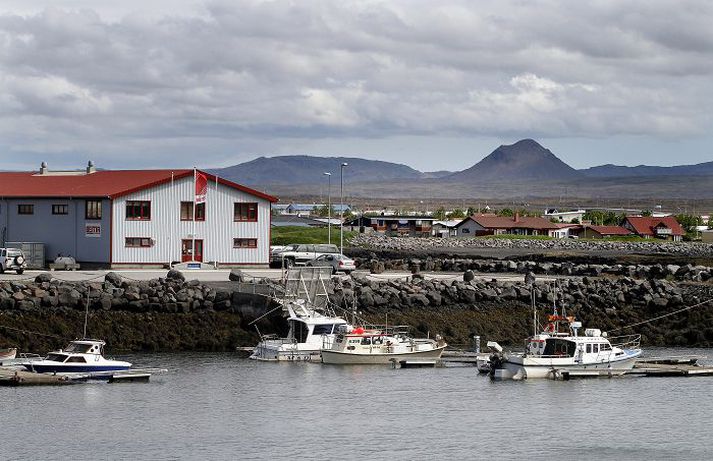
126;201;151;220
233;238;257;248
125;237;152;248
86;200;102;220
52;204;69;215
18;204;34;215
180;202;205;221
234;202;258;222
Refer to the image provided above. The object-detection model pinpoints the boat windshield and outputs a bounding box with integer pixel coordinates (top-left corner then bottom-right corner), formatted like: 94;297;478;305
64;343;94;353
45;353;69;362
543;338;577;357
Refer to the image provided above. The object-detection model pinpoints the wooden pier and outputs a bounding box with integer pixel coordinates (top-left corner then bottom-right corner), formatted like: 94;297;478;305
0;366;166;386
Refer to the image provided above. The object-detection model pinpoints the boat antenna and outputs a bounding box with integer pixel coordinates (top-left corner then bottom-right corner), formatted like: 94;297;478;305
83;284;90;339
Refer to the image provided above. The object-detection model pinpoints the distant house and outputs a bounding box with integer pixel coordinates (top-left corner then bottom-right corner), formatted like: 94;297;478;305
622;216;685;242
346;216;435;237
454;214;561;237
271;203;290;215
544;208;585;223
432;220;461;238
285;203;351;217
576;225;632;239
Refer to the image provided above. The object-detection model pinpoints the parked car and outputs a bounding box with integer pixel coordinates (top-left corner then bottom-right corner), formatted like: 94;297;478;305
0;248;27;274
270;243;340;268
307;254;356;274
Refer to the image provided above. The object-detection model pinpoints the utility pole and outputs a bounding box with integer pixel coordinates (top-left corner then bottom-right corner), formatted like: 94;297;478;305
324;172;332;244
340;162;348;254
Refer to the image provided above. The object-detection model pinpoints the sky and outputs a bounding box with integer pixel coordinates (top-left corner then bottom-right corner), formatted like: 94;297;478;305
1;0;712;172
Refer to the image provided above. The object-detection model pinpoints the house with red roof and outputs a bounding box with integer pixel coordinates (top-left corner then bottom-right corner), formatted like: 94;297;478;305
0;162;277;267
575;225;633;239
622;216;685;242
454;213;561;237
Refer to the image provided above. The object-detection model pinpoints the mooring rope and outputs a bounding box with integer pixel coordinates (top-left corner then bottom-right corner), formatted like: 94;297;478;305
609;297;713;333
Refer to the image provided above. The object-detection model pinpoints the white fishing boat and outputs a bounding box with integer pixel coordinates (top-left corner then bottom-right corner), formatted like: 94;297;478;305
22;339;132;374
0;347;17;361
320;325;447;365
250;267;351;362
489;312;641;380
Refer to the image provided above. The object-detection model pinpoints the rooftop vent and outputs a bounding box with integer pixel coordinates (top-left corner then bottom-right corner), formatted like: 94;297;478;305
40;162;48;175
86;160;96;174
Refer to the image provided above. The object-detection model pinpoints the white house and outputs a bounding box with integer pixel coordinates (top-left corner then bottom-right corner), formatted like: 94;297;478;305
0;163;277;267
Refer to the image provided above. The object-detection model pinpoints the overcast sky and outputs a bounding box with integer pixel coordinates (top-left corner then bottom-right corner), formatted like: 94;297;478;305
1;0;712;172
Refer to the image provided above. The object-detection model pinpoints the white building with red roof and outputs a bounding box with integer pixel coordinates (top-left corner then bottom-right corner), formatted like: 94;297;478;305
0;162;277;267
454;213;561;237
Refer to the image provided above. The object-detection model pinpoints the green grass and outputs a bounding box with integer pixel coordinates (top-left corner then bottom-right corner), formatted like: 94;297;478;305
271;226;359;246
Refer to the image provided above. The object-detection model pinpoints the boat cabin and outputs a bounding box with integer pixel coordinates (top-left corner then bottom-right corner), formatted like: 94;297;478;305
288;319;348;344
63;340;105;355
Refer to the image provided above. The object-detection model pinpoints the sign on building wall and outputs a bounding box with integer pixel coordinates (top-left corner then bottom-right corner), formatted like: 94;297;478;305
85;223;101;238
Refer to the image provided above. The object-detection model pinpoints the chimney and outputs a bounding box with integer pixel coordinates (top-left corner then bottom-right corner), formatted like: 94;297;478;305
514;212;520;222
86;160;96;174
39;162;48;175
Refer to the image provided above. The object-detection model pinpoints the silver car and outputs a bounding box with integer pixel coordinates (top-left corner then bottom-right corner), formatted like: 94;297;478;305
307;254;356;274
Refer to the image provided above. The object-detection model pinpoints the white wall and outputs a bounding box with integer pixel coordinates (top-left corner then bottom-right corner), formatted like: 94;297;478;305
111;176;271;265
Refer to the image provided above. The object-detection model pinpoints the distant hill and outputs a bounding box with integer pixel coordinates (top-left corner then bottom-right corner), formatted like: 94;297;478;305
581;161;713;178
211;155;430;185
446;139;581;182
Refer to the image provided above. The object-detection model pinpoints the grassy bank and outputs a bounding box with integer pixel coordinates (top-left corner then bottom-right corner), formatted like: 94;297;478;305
271;225;358;246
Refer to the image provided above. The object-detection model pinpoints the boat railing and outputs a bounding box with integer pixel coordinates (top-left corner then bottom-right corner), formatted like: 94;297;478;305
259;334;297;345
608;334;641;350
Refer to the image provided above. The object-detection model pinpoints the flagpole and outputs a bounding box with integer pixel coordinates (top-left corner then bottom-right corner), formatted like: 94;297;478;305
170;171;174;268
193;167;196;262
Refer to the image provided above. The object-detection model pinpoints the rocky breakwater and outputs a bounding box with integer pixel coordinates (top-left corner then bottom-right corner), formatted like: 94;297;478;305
350;234;713;258
351;255;713;282
329;274;713;347
0;270;275;353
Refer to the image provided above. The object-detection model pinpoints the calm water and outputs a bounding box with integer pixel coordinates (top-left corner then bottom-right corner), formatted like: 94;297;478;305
2;349;713;460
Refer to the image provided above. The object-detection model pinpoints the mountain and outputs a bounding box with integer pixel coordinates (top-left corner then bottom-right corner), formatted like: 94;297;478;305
581;161;713;178
211;155;432;185
447;139;581;183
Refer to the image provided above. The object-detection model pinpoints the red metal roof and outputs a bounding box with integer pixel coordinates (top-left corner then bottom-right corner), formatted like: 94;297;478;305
0;169;277;202
588;225;632;236
624;216;685;236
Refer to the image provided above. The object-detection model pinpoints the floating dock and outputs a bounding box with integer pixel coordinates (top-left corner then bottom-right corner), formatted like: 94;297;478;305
0;366;167;386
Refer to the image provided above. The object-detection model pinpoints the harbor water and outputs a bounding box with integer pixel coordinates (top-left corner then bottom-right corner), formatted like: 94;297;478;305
2;349;712;460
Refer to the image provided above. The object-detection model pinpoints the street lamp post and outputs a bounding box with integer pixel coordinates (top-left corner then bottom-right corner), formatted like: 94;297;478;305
340;162;348;254
323;172;332;244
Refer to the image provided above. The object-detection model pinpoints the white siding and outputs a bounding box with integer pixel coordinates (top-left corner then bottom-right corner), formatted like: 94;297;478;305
112;176;271;265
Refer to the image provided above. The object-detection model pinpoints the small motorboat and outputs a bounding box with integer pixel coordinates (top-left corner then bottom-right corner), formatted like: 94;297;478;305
0;348;17;361
320;325;447;365
22;339;131;374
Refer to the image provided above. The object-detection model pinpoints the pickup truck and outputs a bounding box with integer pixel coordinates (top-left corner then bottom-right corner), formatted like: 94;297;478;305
270;243;340;268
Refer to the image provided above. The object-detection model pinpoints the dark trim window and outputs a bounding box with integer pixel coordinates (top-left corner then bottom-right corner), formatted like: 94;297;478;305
125;237;152;248
18;204;34;215
52;204;69;215
234;202;258;222
233;238;257;248
180;202;205;221
126;201;151;220
85;200;102;220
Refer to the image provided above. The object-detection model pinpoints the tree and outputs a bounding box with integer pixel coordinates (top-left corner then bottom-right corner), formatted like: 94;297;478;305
708;216;713;230
571;218;580;224
499;208;514;217
466;206;477;216
433;207;447;220
641;210;653;217
448;208;466;219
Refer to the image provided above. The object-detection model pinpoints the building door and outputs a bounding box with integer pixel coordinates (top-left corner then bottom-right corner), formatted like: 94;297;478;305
181;239;204;262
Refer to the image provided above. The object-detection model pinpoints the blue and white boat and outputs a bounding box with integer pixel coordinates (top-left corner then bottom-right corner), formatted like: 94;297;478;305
22;339;131;373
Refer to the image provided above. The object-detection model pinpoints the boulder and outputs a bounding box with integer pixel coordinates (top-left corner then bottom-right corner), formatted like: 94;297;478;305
463;270;475;282
34;273;53;284
104;272;123;287
229;269;245;282
167;269;185;282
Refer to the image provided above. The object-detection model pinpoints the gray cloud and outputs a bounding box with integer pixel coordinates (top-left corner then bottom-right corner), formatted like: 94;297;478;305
0;0;712;170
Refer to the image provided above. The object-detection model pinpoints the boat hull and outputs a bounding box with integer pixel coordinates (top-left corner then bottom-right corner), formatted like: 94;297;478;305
493;350;641;380
22;364;132;373
321;345;446;365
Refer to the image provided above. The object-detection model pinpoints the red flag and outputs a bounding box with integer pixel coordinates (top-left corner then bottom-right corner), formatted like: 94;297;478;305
195;171;208;204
